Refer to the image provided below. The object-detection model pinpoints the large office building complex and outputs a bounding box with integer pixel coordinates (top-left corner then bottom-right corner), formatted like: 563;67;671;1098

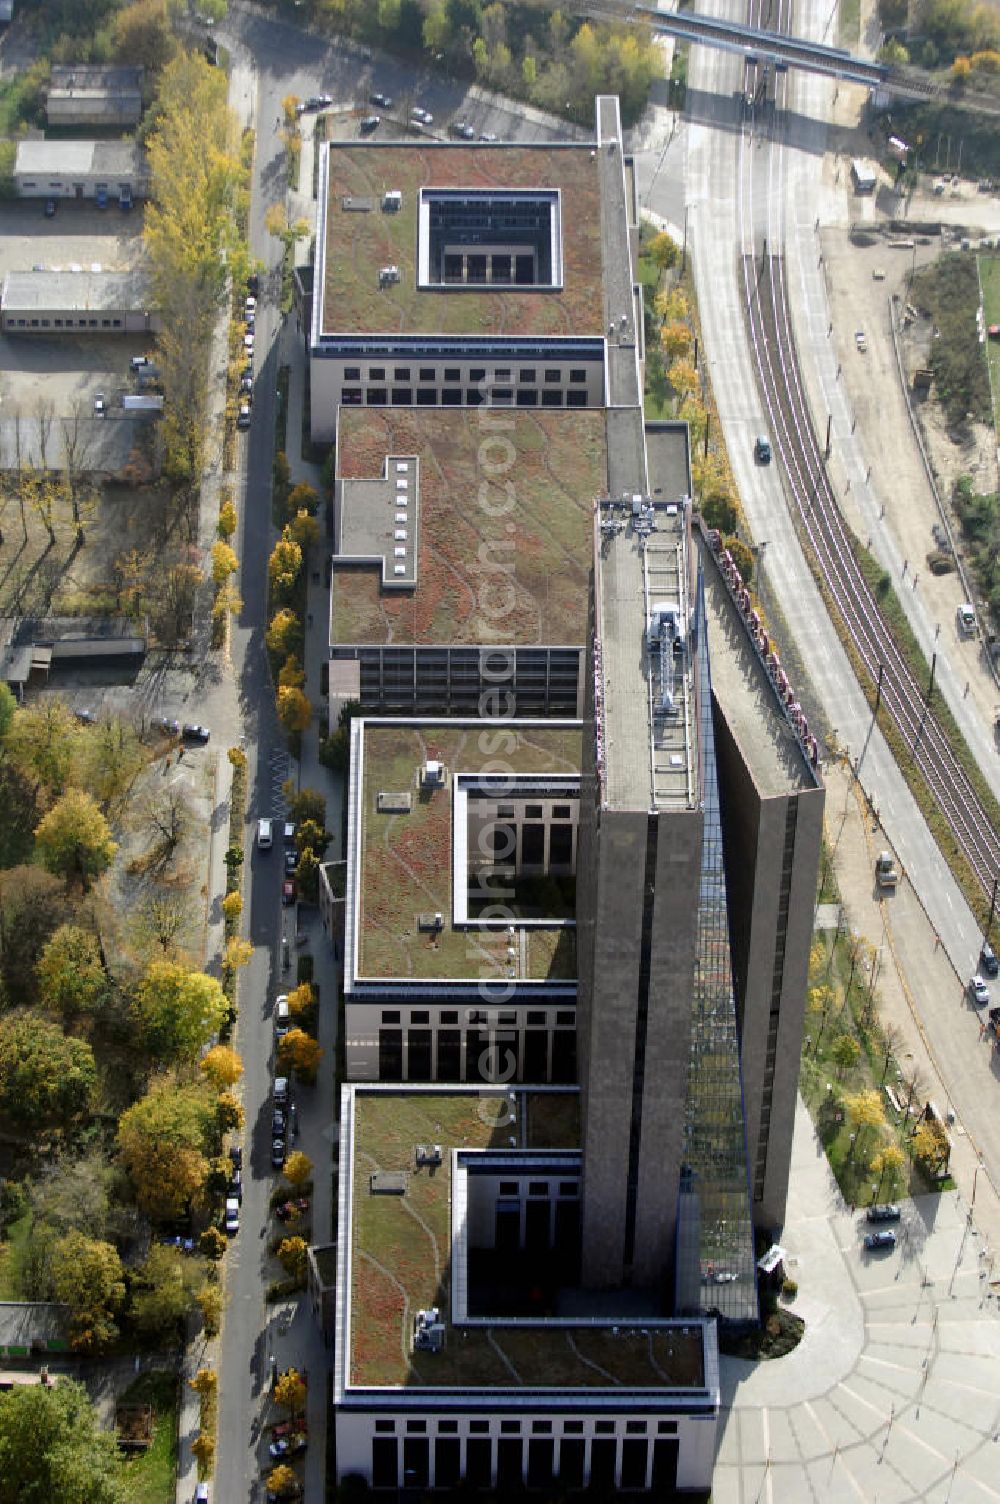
320;96;824;1493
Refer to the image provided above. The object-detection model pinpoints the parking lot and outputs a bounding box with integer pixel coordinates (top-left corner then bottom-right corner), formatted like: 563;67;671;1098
0;199;151;414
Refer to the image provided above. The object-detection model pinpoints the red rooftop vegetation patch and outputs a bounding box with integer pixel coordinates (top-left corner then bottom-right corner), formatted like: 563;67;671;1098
333;408;607;647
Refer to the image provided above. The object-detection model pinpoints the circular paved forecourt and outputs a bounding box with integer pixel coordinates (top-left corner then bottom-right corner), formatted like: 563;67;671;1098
713;1102;1000;1503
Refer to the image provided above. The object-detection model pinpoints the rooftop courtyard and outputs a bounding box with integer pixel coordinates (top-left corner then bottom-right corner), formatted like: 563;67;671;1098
354;721;581;983
319;143;605;339
346;1089;709;1392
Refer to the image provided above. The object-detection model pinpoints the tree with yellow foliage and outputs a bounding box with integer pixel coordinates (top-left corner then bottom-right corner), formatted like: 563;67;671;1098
277;686;312;735
200;1044;243;1090
278;1028;323;1083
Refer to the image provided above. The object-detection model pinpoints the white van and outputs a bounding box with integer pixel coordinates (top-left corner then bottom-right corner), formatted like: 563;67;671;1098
957;602;976;636
257;817;273;850
274;996;290;1037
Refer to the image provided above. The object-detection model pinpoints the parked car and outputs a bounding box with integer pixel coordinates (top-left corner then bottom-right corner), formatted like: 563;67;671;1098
981;942;999;979
269;1434;307;1459
229;1143;243;1170
969;974;991;1006
196;1484;210;1504
224;1196;240;1235
866;1203;901;1223
276;1197;310;1222
257;817;274;850
855;329;868;353
411;106;433;124
243;332;254;354
359;115;381;135
237;402;251;430
74;708;96;724
130;355;153;371
282;879;297;906
479;131;498;142
274;1075;289;1106
274;1003;290;1042
284;850;297;876
754;433;772;464
272;1108;287;1136
271;1138;286;1169
93;393;108;417
182;723;210;743
160;1234;196;1253
863;1230;897;1251
370;90;393;107
229;1167;243;1203
272;1418;308;1438
245;294;257;314
240;374;253;395
449;120;475;139
247;273;260;296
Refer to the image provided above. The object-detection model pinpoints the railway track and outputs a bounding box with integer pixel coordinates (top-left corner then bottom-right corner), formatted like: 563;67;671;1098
741;248;1000;899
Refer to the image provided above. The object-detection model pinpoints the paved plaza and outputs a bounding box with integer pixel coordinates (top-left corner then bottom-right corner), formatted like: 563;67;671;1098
715;1101;1000;1502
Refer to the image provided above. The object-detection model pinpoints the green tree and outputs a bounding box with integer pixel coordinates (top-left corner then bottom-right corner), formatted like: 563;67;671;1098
0;867;66;1007
114;0;178;71
131;1243;207;1337
295;847;320;905
117;1077;216;1219
423;0;452;52
36;925;107;1021
283;785;326;828
831;1034;861;1077
6;699;78;793
871;1143;906;1198
285;509;320;552
73;718;146;820
132;960;228;1061
0;684;15;740
50;1231;125;1353
0;1014;96;1129
0;1379;127;1504
34;790;116;889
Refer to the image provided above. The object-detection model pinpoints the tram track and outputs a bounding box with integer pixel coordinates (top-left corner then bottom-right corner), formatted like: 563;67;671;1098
736;5;1000;904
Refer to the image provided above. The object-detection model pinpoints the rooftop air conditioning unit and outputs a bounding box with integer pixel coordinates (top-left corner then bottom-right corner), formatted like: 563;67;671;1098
421;760;445;788
413;1308;445;1352
382;189;402;212
415;1144;443;1167
378;264;400;287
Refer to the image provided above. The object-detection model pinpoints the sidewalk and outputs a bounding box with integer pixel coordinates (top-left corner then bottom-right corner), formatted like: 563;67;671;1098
273;315;341;1504
822;756;1000;1262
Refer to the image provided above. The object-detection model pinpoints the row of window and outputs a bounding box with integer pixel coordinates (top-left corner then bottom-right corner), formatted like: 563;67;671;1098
342;387;590;409
370;1431;680;1491
5;316;123;329
375;1418;677;1435
343;366;589;383
376;1010;576;1025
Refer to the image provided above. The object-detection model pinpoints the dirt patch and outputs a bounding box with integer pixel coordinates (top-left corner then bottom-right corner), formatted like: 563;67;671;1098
0;478;200;639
